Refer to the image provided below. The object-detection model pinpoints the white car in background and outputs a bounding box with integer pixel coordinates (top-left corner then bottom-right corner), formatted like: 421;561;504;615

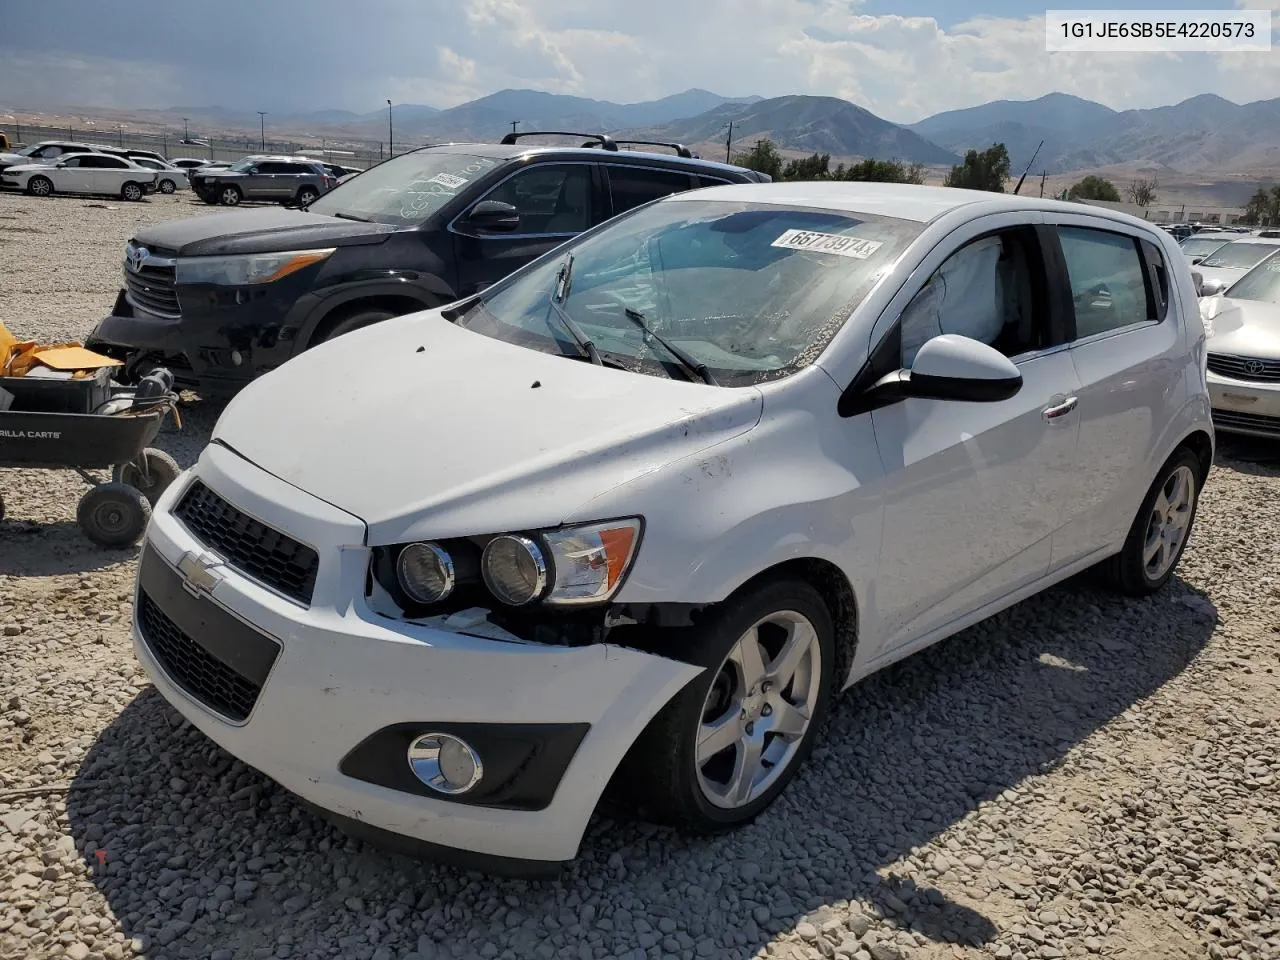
1193;238;1280;292
132;183;1213;873
0;139;101;177
129;157;190;193
0;152;158;200
1179;231;1237;265
1200;249;1280;438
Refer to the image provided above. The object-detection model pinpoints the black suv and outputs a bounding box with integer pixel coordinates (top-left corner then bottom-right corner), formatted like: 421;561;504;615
189;155;335;207
85;134;769;395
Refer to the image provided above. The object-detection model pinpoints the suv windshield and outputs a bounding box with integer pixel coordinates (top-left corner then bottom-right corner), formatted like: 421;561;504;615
1200;241;1277;269
1224;251;1280;304
455;197;923;386
308;150;503;226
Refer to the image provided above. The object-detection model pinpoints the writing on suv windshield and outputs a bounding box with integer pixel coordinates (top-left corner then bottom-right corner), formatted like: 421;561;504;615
457;198;923;386
308;151;501;226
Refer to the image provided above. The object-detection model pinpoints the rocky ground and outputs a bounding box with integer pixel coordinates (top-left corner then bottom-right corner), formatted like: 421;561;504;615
1;191;1278;960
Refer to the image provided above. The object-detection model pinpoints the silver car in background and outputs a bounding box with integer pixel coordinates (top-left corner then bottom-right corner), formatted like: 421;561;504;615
1200;250;1280;438
1194;238;1280;292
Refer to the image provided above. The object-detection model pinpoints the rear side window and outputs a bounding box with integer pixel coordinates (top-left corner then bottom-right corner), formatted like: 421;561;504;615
258;162;291;174
607;166;694;215
695;175;733;188
1057;226;1154;340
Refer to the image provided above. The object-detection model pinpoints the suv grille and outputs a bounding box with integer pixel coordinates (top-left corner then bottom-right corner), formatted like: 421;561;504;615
123;241;181;318
138;591;269;722
1207;353;1280;382
173;481;320;606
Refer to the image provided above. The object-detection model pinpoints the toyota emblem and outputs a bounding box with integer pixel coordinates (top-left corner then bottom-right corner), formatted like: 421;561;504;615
1243;359;1266;377
126;245;148;273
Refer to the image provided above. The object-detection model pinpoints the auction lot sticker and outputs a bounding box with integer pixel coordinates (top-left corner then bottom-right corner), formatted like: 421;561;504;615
428;173;469;189
772;230;883;259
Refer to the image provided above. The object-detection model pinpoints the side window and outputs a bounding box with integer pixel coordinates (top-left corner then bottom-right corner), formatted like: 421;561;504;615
900;230;1046;366
99;156;128;169
77;156;105;168
1057;226;1154;339
695;175;732;189
39;146;62;158
60;156;83;167
608;166;694;215
483;164;593;235
256;162;286;174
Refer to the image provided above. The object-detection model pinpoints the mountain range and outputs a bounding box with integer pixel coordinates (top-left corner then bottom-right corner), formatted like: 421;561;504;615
77;88;1280;175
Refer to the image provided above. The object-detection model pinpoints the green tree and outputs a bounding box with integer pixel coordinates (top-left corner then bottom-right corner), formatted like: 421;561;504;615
943;143;1010;192
1067;175;1122;202
732;139;783;180
834;158;925;184
781;152;832;181
1241;188;1272;225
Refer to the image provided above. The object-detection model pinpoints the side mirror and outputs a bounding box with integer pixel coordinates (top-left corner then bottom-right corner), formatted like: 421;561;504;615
868;335;1023;406
55;161;67;168
1198;278;1225;298
1190;256;1204;265
463;200;521;233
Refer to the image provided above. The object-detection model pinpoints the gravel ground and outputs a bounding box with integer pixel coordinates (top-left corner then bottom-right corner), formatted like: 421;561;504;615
1;191;1278;960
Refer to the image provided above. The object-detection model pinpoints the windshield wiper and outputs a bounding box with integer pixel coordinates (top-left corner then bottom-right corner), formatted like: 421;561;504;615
544;254;602;366
623;308;718;385
330;211;370;222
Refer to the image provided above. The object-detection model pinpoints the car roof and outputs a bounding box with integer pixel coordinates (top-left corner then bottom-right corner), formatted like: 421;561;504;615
418;141;762;179
657;180;1172;227
1223;236;1280;245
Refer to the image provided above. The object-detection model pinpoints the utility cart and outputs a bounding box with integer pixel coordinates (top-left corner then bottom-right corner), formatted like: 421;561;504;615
0;370;181;548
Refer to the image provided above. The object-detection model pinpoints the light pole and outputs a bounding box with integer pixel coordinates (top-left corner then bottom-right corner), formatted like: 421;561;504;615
725;121;734;163
257;111;267;151
182;117;189;141
117;123;124;147
510;120;519;135
387;100;393;157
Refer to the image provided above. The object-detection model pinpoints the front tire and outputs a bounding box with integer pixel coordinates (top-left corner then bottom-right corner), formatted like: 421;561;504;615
1098;447;1203;596
27;175;53;197
620;578;836;831
313;307;395;345
121;181;144;202
159;178;177;194
218;185;242;206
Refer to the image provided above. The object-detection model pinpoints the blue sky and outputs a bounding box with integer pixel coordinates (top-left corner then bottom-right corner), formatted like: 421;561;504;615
0;1;1276;123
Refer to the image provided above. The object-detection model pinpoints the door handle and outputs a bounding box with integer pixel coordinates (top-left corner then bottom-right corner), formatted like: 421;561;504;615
1042;396;1079;422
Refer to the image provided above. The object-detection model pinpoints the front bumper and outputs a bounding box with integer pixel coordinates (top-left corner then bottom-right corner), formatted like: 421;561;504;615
1207;370;1280;438
132;442;700;870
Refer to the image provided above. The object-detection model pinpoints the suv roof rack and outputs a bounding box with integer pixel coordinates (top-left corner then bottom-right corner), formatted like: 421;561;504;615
499;131;618;151
606;139;697;159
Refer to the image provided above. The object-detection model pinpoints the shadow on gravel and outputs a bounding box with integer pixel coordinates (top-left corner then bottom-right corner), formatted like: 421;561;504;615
0;520;137;575
65;574;1217;959
1214;435;1280;471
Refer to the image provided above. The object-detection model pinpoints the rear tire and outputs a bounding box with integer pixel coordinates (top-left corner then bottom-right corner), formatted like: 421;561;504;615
159;178;177;194
113;448;181;506
218;185;242;206
199;191;219;205
313;307;395;345
618;578;835;832
1097;447;1203;596
121;182;144;202
77;483;151;549
295;186;319;207
27;175;53;197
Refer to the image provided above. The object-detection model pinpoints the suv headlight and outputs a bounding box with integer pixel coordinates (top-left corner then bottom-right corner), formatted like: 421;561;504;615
175;248;336;286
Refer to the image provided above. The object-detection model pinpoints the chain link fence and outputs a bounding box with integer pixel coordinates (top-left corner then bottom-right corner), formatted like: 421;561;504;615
0;122;431;169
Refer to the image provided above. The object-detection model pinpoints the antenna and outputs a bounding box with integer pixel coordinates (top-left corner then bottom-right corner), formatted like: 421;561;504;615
1012;140;1044;195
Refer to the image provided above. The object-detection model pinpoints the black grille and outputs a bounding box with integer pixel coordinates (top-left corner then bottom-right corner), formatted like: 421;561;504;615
1207;353;1280;383
1213;410;1280;437
174;481;320;605
138;591;267;722
125;263;181;317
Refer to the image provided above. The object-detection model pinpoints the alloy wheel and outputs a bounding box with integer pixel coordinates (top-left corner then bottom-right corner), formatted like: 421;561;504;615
695;610;822;809
1143;464;1196;580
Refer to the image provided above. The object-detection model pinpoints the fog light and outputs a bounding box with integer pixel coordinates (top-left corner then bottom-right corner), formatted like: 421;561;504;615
406;733;483;795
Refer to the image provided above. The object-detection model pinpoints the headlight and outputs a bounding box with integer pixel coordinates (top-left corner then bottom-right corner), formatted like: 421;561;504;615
174;248;336;286
481;535;548;606
541;518;642;607
396;542;455;604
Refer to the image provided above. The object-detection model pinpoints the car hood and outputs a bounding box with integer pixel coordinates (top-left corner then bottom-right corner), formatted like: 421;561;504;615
132;208;397;257
1196;265;1251;287
212;310;764;544
0;152;30;165
0;163;46;174
1202;297;1280;361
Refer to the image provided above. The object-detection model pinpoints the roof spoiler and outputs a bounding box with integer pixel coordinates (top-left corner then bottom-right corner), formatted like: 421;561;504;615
499;131;618;151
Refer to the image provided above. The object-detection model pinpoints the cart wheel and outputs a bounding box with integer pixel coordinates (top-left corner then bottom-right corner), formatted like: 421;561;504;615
77;483;152;549
113;448;181;505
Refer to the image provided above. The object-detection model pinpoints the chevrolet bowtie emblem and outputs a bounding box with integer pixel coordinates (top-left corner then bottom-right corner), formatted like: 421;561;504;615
177;551;223;599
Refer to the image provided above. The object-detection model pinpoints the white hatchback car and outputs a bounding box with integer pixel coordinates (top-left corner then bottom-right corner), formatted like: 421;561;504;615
132;183;1213;874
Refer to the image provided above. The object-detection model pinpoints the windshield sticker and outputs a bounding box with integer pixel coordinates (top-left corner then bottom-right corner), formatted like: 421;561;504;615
771;229;883;259
429;172;468;189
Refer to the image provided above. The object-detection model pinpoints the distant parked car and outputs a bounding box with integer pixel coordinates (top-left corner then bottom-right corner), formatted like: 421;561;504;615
168;158;210;171
0;152;158;200
1199;249;1280;438
1193;238;1280;292
91;145;171;167
188;155;334;207
1179;232;1237;264
130;157;190;193
0;140;101;178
